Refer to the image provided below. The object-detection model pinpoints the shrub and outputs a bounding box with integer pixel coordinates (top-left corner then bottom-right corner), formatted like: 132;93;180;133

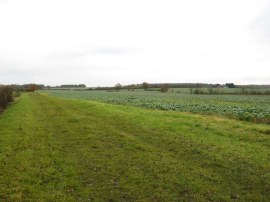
115;83;122;91
160;84;169;93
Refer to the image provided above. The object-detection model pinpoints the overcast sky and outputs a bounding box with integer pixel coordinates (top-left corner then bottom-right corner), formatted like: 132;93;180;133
0;0;270;86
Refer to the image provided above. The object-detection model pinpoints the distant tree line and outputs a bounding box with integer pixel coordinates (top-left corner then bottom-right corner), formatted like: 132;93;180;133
106;82;250;90
189;87;270;95
58;84;86;88
8;82;270;94
10;84;88;91
10;84;44;92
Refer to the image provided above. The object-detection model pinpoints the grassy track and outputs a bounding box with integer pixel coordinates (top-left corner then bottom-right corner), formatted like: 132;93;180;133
0;93;269;201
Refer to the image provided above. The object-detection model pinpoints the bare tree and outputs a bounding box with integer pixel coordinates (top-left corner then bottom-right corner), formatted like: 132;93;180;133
115;83;122;91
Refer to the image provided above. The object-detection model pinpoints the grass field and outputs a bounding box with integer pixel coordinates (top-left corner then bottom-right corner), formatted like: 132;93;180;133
0;93;269;201
41;90;270;123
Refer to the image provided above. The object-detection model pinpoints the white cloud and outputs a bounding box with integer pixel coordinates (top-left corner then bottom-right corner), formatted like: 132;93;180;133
0;0;269;86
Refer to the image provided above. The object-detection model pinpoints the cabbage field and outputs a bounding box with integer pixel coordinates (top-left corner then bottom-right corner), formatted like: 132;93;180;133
42;90;270;124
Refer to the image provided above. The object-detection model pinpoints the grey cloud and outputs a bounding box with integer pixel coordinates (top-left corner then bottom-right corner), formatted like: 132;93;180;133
48;46;139;61
240;76;270;84
92;47;136;55
0;0;9;4
250;5;270;44
48;51;90;61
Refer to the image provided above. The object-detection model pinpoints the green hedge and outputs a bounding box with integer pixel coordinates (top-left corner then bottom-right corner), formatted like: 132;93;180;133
0;85;13;112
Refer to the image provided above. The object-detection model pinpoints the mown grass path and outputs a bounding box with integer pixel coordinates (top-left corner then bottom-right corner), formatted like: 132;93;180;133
0;93;269;201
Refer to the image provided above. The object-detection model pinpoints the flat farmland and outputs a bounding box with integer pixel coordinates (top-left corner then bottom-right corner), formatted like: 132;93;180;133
0;93;269;201
42;90;270;124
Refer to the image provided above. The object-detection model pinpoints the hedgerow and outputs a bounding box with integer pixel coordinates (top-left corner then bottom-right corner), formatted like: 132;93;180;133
0;85;13;112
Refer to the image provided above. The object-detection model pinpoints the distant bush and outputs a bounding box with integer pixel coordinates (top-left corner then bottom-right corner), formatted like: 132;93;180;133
127;84;135;91
0;85;13;112
225;83;236;88
193;88;205;94
160;84;169;93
